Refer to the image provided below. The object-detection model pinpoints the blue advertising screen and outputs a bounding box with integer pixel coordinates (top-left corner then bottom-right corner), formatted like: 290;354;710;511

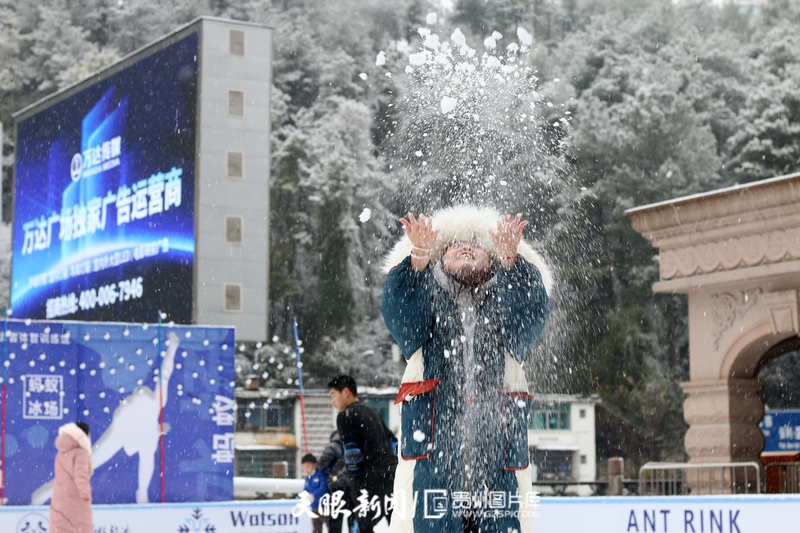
12;33;198;324
760;409;800;452
1;319;235;504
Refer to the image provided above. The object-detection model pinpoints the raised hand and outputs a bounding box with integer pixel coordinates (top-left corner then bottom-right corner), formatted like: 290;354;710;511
400;213;438;249
400;213;438;271
489;214;528;269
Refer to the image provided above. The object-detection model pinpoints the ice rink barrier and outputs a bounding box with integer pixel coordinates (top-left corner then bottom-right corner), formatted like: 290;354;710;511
0;499;311;533
2;494;800;532
535;494;800;531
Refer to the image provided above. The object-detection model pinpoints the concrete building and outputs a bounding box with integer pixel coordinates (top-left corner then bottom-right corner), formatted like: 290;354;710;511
529;394;599;495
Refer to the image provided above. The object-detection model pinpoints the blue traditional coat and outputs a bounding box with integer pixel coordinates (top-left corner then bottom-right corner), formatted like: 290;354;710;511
382;252;550;533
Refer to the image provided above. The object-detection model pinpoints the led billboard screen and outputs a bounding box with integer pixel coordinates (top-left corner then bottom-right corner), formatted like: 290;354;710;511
12;33;198;324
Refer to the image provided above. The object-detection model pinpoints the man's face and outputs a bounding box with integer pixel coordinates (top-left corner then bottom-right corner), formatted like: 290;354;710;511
302;462;315;476
329;387;349;412
441;241;492;285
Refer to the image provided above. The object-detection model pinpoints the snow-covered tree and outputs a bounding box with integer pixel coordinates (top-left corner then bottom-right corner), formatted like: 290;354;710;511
727;24;800;182
16;0;94;94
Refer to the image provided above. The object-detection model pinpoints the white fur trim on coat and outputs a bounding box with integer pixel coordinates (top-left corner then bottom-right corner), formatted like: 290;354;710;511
383;205;553;295
389;459;417;533
503;353;529;393
58;423;92;455
515;466;536;533
400;349;425;384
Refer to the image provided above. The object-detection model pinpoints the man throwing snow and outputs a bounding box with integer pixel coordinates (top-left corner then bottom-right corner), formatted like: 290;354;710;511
381;206;552;533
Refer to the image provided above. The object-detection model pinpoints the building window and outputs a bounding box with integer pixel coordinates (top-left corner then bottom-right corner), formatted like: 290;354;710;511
361;397;390;427
227;151;244;179
228;90;244;116
229;29;245;56
235;448;296;479
580;454;587;465
225;216;243;244
579;408;586;419
224;283;242;312
236;398;293;430
530;401;570;430
532;449;573;480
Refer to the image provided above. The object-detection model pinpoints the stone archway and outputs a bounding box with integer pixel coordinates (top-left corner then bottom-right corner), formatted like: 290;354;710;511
626;172;800;468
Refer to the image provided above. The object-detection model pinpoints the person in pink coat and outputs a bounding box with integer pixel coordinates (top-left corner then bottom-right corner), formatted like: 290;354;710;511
49;422;93;533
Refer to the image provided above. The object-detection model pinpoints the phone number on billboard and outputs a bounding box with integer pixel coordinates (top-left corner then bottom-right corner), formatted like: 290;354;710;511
79;277;144;310
45;277;145;318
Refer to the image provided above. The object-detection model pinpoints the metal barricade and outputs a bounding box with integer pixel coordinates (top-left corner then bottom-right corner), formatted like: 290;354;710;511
638;462;761;495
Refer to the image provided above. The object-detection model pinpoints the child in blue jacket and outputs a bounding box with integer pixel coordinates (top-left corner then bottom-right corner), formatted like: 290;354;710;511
302;453;329;533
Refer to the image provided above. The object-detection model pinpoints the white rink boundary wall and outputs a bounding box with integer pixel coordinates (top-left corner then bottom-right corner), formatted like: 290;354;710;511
2;495;800;532
535;494;800;532
0;500;311;533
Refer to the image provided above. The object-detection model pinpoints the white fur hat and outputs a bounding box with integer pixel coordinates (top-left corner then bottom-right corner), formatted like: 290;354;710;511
58;422;92;454
382;205;554;295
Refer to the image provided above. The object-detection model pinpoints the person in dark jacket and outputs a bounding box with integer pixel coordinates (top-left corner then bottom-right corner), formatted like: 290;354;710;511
316;430;350;533
329;375;397;533
381;206;552;533
318;430;347;477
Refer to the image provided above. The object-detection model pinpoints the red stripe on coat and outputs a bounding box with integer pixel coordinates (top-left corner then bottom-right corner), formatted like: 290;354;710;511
394;378;440;404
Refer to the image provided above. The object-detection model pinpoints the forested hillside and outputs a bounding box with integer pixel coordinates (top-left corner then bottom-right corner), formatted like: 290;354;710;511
2;0;800;466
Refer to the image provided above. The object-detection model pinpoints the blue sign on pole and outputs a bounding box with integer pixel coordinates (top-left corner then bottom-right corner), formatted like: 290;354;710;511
0;319;235;504
760;409;800;452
